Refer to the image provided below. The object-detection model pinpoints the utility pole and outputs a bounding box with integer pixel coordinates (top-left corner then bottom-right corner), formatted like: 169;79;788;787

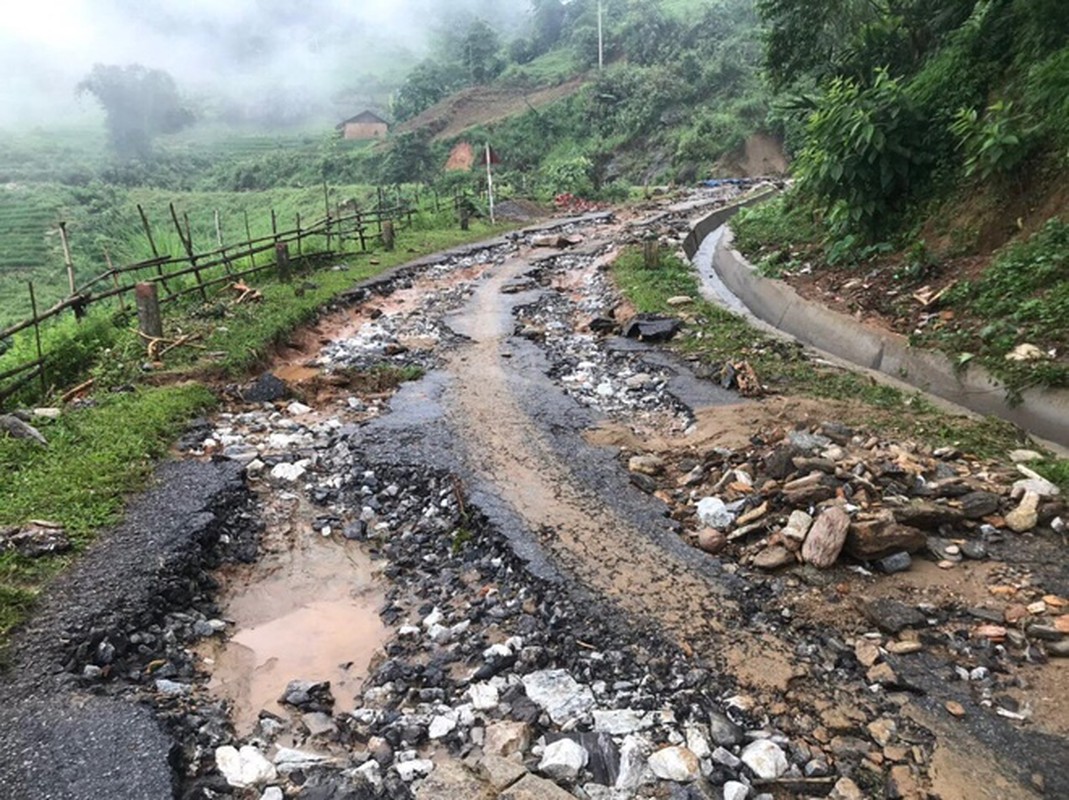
597;1;604;70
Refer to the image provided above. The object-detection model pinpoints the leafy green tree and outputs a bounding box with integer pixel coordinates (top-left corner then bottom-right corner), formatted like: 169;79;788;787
380;132;438;184
460;19;504;83
77;64;194;158
530;0;566;53
393;61;458;121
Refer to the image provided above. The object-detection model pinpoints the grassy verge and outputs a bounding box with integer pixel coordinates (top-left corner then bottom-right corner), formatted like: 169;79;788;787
0;384;215;642
0;217;514;648
611;245;1069;483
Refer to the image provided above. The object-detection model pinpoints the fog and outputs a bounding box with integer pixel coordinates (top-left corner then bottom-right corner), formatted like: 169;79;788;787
0;0;531;130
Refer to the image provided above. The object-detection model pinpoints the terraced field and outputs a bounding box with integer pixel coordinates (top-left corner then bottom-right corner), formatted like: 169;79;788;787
0;186;67;327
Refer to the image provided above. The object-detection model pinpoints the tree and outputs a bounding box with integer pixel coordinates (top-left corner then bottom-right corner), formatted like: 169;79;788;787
460;19;504;83
530;0;566;53
77;64;194;158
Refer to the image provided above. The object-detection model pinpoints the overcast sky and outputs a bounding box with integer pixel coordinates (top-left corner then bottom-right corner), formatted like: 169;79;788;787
0;0;528;128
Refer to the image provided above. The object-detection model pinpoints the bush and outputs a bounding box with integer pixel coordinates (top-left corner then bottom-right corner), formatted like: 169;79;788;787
795;69;928;240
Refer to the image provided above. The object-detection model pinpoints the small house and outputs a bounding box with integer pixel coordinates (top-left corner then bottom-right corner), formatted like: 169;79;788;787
337;111;389;140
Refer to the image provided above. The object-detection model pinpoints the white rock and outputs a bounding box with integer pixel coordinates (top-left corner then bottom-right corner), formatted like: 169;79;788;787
648;745;701;782
615;735;651;791
712;747;741;769
355;760;382;790
215;745;278;788
287;401;313;415
395;759;435;782
592;709;649;735
521;670;595;726
723;781;751;800
696;497;734;530
422;607;443;628
270;461;308;483
740;740;788;780
429;713;458;739
260;788;284;800
538;738;589;782
468;682;500;711
595;382;615;397
684;723;712;759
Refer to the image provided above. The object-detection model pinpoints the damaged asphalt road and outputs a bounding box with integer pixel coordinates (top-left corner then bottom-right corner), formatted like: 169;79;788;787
2;188;1067;800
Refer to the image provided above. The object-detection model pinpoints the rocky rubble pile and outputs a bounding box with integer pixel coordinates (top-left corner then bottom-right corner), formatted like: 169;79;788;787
515;253;694;431
627;421;1069;657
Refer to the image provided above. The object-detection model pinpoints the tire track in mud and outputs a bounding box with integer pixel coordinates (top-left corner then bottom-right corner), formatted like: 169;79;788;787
442;251;804;681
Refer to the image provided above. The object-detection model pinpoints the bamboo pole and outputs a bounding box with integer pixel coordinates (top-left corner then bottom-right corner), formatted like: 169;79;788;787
137;203;171;295
323;181;333;252
27;281;46;395
103;249;127;312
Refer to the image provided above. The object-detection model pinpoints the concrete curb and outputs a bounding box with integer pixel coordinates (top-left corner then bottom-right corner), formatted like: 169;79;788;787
685;205;1069;449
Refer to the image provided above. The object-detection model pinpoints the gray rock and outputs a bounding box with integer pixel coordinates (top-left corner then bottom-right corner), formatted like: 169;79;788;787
876;551;912;574
280;679;334;712
711;747;741;769
396;759;435;782
615;735;650;791
243;372;289;403
861;598;927;634
960;491;1000;519
707;711;743;746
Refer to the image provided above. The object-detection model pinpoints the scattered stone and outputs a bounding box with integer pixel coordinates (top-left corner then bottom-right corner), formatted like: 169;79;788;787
723;781;750;800
740;740;788;780
484;722;532;757
855;640;881;668
867;718;897;747
500;773;578;800
593;709;649;736
801;507;851;568
830;777;865;800
279;680;334;712
696;497;734;530
414;760;492;800
648;745;701;783
861;598;927;634
707;711;744;746
522;670;595;726
885;641;922;655
1006;490;1040;532
2;522;71;558
215;745;278;788
629;455;665;476
697;528;727;555
945;701;966;718
539;738;588;782
876;551;912;574
429;712;458;739
960;491;1001;519
845;513;927;560
666;296;694;307
242;372;289;403
396;759;435;782
782;510;813;542
754;545;794;570
271;461;309;483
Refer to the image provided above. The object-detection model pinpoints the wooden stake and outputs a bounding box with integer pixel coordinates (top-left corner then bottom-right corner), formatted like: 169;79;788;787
381;220;395;252
243;210;257;267
137;203;170;295
270;208;278;243
214;209;224;247
135;282;163;344
296;213;303;257
27;282;46;395
58;222;76;296
323;181;333;252
276;242;292;282
176;208;207;302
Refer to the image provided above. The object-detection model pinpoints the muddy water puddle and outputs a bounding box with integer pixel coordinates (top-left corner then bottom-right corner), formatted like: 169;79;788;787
201;530;388;735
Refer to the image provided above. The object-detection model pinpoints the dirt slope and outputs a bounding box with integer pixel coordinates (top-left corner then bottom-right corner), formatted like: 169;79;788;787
395;77;587;142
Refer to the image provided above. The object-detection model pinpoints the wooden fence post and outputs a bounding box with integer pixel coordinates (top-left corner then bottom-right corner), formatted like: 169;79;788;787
135;282;163;345
27;282;46;395
172;207;207;302
58;222;76;296
243;210;257;267
643;238;661;269
323;181;333;252
356;211;366;252
275;242;292;283
296;213;303;257
381;220;395;252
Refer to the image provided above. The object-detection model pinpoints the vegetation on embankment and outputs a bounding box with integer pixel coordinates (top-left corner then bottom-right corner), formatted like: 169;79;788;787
731;0;1069;398
611;243;1069;482
0;384;215;643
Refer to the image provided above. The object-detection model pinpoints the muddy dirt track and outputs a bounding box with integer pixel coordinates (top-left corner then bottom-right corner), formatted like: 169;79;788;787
2;192;1067;800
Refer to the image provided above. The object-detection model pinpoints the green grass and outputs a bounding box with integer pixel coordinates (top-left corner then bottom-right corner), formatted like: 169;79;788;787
0;384;214;643
919;218;1069;399
612;245;1032;459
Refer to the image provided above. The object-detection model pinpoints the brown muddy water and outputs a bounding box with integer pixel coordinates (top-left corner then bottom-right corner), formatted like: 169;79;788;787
200;514;388;735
